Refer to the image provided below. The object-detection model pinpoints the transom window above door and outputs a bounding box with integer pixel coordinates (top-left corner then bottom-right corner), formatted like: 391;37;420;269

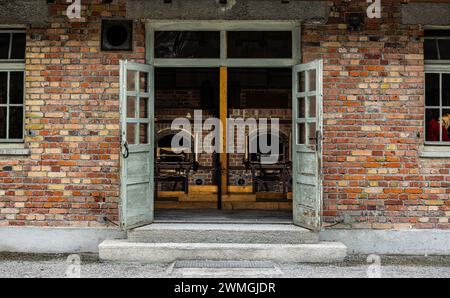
146;21;300;67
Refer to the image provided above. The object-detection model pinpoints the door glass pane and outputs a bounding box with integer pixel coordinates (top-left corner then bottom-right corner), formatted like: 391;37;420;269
155;31;220;58
127;123;136;144
426;108;441;142
140;123;149;144
10;72;24;104
298;97;305;118
0;107;6;138
0;72;6;104
443;74;450;107
139;72;148;93
426;73;440;106
126;96;136;118
298;71;305;92
227;31;292;58
10;33;26;60
308;96;316;118
127;70;137;91
140;97;148;118
9;106;23;139
424;39;438;60
308;122;317;146
438;40;450;60
0;33;9;59
297;123;305;145
308;69;316;92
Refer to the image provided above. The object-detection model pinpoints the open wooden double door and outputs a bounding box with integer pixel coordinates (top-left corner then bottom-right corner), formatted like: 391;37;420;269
119;60;323;231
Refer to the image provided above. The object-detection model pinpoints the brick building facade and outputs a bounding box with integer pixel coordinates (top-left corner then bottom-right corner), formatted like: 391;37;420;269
0;0;450;254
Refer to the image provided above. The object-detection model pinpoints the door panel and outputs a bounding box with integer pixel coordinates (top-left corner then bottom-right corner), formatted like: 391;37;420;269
292;60;323;231
120;60;154;229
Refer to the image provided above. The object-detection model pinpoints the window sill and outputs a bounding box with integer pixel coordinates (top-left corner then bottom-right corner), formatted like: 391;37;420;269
0;143;30;156
419;145;450;158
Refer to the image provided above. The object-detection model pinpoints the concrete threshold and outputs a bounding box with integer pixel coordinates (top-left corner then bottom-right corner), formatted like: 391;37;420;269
99;240;347;263
128;223;319;244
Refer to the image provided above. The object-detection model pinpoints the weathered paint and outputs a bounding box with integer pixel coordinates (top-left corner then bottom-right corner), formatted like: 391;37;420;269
292;60;323;231
120;60;155;229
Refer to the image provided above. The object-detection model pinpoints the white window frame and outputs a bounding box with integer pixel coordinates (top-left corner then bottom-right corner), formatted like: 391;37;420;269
0;28;26;143
145;20;301;68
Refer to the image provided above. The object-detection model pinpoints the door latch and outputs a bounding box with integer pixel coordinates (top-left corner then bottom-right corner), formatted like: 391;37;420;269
123;142;129;159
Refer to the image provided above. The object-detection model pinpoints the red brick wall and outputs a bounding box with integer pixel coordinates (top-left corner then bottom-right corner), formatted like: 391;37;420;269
0;0;144;227
1;0;449;229
303;0;449;229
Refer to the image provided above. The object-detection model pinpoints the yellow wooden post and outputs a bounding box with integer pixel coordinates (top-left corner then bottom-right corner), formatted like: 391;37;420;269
220;66;228;195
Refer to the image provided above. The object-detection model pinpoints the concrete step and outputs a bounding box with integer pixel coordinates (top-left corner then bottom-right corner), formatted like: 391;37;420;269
127;223;319;244
99;240;347;263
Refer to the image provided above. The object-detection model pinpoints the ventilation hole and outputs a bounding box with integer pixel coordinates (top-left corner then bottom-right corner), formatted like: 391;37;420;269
106;25;129;47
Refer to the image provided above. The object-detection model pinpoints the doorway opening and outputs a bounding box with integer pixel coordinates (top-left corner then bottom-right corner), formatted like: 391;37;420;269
119;21;322;230
153;67;293;221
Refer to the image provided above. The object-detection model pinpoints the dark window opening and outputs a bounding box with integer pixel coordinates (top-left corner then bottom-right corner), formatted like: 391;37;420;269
155;68;220;110
424;30;450;60
228;68;291;109
227;31;292;59
155;31;220;59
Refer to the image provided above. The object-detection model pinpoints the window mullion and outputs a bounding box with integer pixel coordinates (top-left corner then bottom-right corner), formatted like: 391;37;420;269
220;30;227;63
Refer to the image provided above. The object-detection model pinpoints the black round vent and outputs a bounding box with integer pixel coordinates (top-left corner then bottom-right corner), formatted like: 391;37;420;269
102;19;133;51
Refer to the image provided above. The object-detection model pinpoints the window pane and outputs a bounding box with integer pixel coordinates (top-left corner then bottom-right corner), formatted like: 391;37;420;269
308;122;317;146
227;31;292;59
308;69;316;92
424;39;438;60
426;109;441;142
298;97;305;118
10;72;24;104
308;96;316;118
139;72;148;92
140;97;148;118
443;74;450;107
127;70;137;91
9;106;23;139
298;71;305;92
443;109;450;142
10;33;25;60
126;96;136;118
297;123;305;145
155;31;220;58
140;123;149;144
0;33;9;59
0;107;6;138
127;123;136;144
425;73;440;107
438;40;450;60
0;72;6;104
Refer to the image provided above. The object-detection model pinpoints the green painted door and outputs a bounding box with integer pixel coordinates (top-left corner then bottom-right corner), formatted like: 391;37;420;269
120;60;154;229
292;60;323;231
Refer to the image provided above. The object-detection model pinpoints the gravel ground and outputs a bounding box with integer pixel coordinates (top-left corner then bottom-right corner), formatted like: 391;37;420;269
1;253;450;278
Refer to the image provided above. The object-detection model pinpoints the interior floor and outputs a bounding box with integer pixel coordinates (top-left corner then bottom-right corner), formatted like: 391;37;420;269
154;209;292;224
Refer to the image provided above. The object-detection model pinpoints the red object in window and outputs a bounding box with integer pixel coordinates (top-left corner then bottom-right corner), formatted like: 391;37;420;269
427;118;450;142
